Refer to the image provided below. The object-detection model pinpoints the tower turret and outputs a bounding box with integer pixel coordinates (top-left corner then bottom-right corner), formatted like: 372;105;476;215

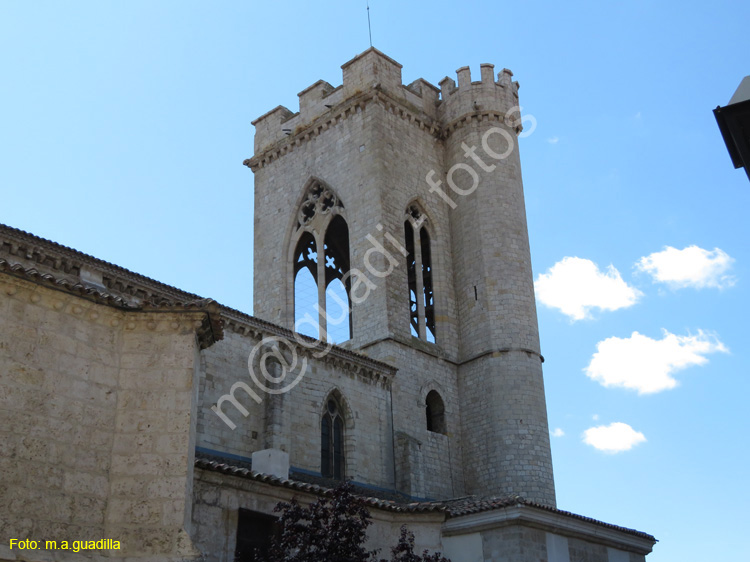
435;65;555;505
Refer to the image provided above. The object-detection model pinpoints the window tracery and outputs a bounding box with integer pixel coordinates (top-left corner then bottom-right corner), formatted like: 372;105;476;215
292;180;351;342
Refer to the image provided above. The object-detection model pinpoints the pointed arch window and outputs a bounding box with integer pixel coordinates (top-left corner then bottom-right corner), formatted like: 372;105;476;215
291;180;351;343
404;204;436;342
293;232;319;339
321;397;345;479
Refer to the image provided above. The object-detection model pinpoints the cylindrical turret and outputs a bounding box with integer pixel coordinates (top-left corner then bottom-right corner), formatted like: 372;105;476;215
437;65;556;506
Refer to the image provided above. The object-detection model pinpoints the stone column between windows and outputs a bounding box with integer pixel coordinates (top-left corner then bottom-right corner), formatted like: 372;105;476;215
316;232;327;341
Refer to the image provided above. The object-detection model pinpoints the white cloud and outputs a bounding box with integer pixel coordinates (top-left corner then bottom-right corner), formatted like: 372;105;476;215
583;422;646;453
636;245;736;289
585;329;728;394
547;136;559;144
592;414;599;421
535;257;642;320
551;428;565;437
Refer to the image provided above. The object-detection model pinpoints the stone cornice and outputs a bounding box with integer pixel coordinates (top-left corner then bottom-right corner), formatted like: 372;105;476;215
244;87;442;172
0;223;399;367
0;223;203;306
243;90;522;173
0;265;223;350
1;258;135;309
359;336;543;366
441;109;522;139
220;306;397;388
441;504;655;554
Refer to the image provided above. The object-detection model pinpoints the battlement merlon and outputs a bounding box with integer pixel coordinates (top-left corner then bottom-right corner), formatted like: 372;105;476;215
437;64;522;128
250;49;523;155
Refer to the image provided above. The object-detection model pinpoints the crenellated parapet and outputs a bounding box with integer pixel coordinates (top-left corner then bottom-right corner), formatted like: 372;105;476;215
437;64;522;134
247;48;522;161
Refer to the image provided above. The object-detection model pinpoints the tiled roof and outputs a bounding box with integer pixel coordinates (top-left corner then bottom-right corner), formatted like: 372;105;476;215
195;458;655;541
0;258;134;308
442;496;655;540
0;256;224;349
0;223;204;303
194;458;441;513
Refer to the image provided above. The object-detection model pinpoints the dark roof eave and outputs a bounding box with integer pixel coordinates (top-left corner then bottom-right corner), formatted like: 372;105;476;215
194;458;655;542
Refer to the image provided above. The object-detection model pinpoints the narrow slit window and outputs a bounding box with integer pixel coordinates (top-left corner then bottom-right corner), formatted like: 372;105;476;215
321;397;345;479
404;204;436;343
420;227;435;343
404;221;419;337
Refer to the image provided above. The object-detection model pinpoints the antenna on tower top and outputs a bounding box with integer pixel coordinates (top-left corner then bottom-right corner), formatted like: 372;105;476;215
366;0;373;47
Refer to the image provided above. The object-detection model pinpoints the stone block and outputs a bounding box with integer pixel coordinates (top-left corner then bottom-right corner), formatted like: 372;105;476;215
251;448;289;479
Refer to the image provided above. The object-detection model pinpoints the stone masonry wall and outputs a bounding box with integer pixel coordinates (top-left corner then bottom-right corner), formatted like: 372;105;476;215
0;274;204;561
197;320;396;489
443;524;649;562
458;352;555;505
364;340;464;500
251;104;389;339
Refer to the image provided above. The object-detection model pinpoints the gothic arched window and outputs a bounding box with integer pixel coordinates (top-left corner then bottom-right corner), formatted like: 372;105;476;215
291;180;351;343
321;397;345;479
425;390;446;434
404;204;436;342
420;227;435;342
294;232;319;339
324;215;352;342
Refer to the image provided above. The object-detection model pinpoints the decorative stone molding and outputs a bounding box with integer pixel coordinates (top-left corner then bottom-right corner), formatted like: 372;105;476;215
221;309;396;389
441;504;655;555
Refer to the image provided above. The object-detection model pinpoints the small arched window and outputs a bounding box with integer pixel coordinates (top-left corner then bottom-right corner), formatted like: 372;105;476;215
425;390;446;434
321;397;345;479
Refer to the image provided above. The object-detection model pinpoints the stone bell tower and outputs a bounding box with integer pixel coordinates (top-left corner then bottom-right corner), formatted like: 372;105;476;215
245;48;555;506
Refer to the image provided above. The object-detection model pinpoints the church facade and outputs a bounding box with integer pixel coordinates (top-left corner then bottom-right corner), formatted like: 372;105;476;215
0;49;655;562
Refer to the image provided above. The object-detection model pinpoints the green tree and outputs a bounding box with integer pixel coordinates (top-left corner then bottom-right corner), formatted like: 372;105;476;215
388;526;450;562
258;482;450;562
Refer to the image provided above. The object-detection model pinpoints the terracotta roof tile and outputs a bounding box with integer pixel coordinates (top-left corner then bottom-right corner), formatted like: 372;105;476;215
194;458;442;513
0;258;135;308
0;258;223;348
195;458;655;541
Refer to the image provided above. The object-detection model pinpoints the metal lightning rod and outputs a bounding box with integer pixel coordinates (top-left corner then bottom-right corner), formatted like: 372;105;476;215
367;0;372;47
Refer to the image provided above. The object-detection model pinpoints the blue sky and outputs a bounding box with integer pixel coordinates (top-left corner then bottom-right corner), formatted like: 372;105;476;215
2;2;748;560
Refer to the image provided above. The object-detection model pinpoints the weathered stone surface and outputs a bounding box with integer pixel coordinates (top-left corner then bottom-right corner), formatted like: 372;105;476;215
0;48;654;562
249;47;553;506
0;275;206;560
